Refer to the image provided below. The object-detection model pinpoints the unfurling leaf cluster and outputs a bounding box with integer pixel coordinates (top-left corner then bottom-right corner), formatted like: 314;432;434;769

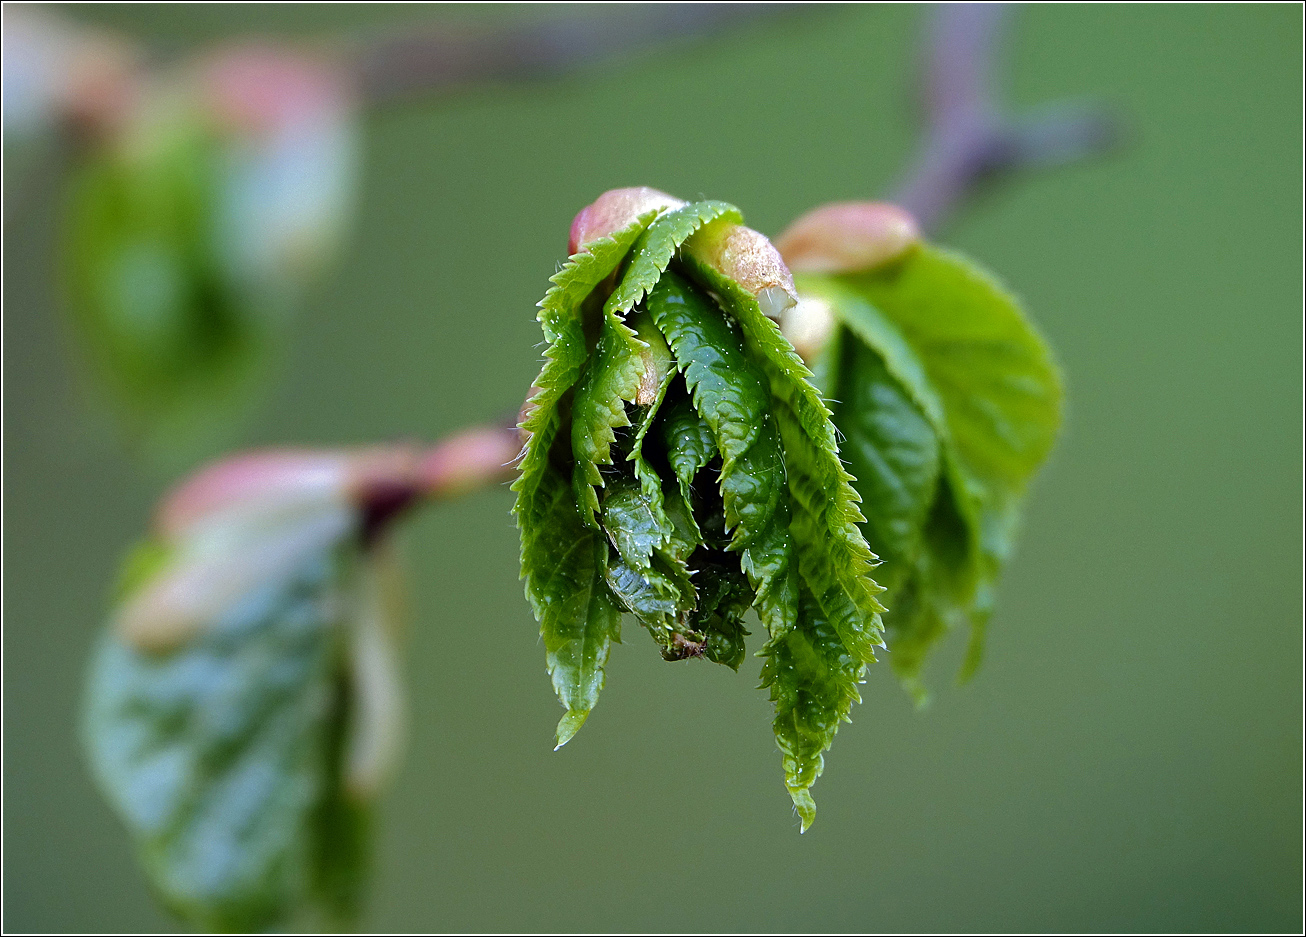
514;194;886;830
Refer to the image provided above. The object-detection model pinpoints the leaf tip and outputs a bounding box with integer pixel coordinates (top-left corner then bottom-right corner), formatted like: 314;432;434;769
554;709;590;749
791;788;817;833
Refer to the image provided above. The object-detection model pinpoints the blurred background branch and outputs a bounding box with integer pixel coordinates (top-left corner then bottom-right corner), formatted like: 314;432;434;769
894;3;1120;233
351;3;799;105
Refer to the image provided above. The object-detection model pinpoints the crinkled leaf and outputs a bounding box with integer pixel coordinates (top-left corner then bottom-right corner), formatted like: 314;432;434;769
647;270;798;637
83;540;364;932
515;215;656;610
605;201;742;317
684;251;885;664
520;458;622;749
570;202;743;525
601;473;673;574
536;213;658;344
758;592;863;833
570;310;645;524
659;395;717;505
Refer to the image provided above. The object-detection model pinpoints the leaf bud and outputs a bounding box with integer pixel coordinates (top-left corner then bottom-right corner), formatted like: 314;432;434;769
775;201;920;274
568;185;685;255
683;219;799;322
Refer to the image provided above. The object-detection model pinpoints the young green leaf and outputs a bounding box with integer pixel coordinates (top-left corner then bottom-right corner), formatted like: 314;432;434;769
516;214;667;744
793;241;1061;694
759;593;864;833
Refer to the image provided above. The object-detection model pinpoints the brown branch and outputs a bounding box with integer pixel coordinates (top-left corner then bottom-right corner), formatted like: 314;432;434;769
353;4;799;106
892;3;1120;234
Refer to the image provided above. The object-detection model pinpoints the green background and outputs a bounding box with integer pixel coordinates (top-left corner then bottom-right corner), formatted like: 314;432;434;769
4;3;1301;932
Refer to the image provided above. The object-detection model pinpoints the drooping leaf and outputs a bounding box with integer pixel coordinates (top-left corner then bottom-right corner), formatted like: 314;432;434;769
758;592;863;833
543;526;622;749
794;242;1061;692
515;214;658;625
570;309;645;524
517;191;897;828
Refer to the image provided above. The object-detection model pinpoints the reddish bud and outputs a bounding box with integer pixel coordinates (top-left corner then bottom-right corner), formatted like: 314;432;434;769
568;186;685;255
683;221;798;321
775;201;920;274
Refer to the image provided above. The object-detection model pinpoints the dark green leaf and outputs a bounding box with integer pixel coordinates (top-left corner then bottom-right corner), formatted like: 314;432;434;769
758;593;863;833
516;214;655;622
647;270;799;638
570;310;644;524
658;396;717;506
685;253;886;665
829;333;942;595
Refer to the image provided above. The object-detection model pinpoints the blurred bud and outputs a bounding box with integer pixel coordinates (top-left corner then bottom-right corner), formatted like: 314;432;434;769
127;433;519;651
121;446;405;652
198;44;359;288
568;186;685;255
2;7;140;139
775;201;920;274
683;219;798;321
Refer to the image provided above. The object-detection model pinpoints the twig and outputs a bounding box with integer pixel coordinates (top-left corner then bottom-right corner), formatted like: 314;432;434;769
353;4;796;106
892;3;1119;233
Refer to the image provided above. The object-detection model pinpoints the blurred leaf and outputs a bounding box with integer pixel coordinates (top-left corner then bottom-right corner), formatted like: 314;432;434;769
64;115;273;454
83;503;397;930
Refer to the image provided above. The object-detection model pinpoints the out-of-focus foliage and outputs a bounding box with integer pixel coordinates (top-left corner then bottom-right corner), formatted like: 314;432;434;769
515;190;886;831
795;243;1062;704
83;451;406;931
62;45;358;455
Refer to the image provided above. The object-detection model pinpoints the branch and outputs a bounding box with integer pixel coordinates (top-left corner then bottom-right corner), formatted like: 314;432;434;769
892;3;1120;234
353;4;798;106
